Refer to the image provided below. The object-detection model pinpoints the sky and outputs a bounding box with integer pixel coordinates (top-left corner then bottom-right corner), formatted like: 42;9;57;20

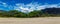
0;0;60;12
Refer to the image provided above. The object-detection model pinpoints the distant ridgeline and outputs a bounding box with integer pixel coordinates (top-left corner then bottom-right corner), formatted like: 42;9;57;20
0;10;7;13
0;7;60;17
41;7;60;14
0;7;60;14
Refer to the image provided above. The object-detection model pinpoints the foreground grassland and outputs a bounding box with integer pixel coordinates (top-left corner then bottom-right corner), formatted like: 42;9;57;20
0;17;60;24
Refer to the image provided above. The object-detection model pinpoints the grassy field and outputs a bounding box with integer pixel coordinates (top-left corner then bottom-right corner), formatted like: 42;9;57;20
0;17;60;24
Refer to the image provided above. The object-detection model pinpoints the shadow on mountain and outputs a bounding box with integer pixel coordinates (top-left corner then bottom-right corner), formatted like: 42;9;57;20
41;7;60;14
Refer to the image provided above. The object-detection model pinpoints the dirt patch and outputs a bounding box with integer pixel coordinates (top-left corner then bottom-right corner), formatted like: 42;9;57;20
0;17;60;24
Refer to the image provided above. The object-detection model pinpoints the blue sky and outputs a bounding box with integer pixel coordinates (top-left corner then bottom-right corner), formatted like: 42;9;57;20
0;0;60;12
0;0;60;4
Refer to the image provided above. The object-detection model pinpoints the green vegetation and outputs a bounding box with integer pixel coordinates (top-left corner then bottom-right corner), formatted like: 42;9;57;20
0;10;42;18
0;8;60;18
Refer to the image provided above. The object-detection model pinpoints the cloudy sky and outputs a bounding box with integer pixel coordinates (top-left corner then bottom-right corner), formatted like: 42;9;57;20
0;0;60;12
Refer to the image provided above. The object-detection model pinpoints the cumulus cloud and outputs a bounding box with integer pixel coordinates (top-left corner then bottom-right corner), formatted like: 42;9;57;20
0;1;60;13
14;2;60;13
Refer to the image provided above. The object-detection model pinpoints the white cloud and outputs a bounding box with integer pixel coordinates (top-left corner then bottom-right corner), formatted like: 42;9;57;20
3;3;8;7
2;3;6;5
0;1;8;7
0;1;60;13
14;3;60;13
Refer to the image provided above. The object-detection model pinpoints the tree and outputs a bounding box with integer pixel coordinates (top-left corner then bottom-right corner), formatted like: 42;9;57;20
28;10;42;17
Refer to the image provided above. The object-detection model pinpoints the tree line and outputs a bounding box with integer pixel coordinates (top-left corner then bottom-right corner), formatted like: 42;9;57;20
0;7;60;18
